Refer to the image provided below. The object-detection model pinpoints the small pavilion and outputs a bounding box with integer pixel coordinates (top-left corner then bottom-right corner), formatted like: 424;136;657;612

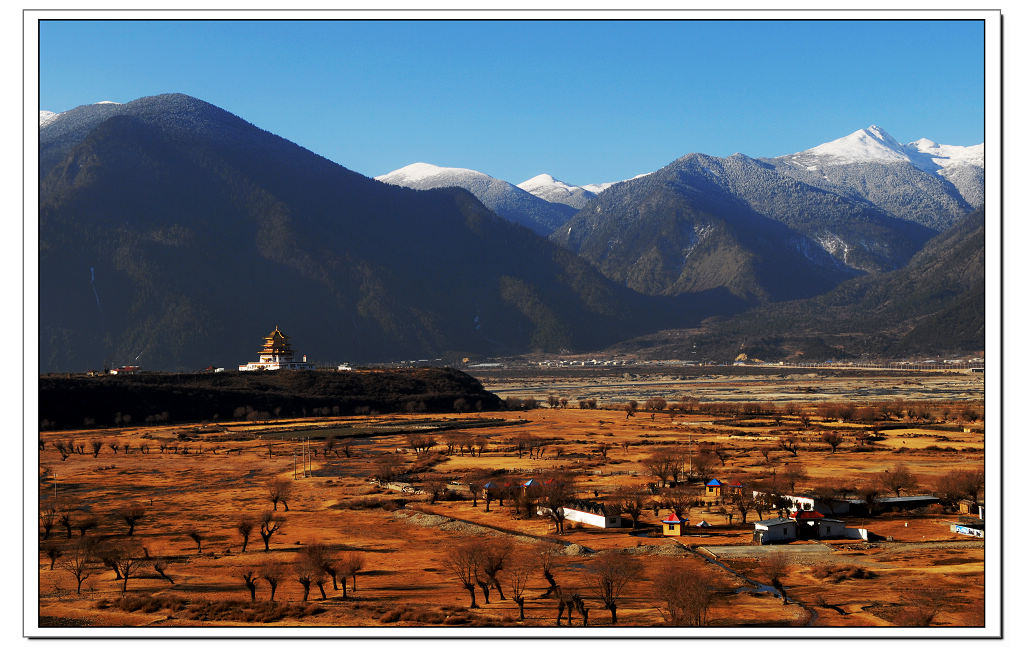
661;512;688;536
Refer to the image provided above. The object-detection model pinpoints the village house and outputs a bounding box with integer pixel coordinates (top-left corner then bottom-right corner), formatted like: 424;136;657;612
704;478;743;498
753;517;797;544
660;512;688;536
562;500;625;529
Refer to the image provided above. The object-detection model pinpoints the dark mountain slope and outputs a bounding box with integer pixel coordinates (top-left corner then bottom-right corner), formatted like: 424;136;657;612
39;94;684;372
552;153;934;304
612;208;985;361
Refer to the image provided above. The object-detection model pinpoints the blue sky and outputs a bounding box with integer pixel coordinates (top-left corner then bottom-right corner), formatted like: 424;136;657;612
39;19;985;185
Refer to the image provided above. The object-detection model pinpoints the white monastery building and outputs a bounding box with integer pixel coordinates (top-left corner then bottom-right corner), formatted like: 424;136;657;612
239;326;315;372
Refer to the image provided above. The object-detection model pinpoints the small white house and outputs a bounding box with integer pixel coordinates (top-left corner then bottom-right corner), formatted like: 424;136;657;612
753;517;797;544
561;501;624;529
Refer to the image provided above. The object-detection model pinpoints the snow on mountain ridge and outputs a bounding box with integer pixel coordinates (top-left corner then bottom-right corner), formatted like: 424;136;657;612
783;125;983;172
39;110;59;128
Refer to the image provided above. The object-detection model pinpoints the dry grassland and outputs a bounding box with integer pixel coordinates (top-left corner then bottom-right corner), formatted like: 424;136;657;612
36;369;985;630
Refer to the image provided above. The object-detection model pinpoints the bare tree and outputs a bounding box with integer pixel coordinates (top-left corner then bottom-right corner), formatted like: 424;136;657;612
643;450;677;488
90;440;103;458
480;539;513;600
344;552;365;592
616;485;649;530
259;511;285;551
268;479;292;511
587;550;641;624
43;544;62;570
878;464;917;497
820;431;843;454
731;490;752;524
40;507;56;540
441;541;482;608
109;541;146;595
187;527;205;553
507;552;534;620
59;539;94;594
536;475;576;535
259;561;284;601
659;561;714;625
372;453;403;485
779;462;807;494
76;514;98;537
117;506;145;536
58;507;74;539
778;436;799;457
237;515;254;553
661;488;695;521
762;552;790;604
237;568;259;601
152;559;174;584
537;545;561;599
298;544;330;600
293;555;317;602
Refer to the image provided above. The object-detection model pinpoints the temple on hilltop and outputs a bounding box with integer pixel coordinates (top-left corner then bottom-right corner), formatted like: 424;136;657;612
238;326;314;372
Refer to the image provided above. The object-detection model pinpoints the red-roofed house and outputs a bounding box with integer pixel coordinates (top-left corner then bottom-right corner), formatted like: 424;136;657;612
661;512;689;536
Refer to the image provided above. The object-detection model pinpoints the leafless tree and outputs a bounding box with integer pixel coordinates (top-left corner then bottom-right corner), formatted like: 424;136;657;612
506;552;534;620
643;450;677;488
778;436;799;457
424;475;450;504
372;453;403;485
297;544;330;600
540;475;576;535
237;567;259;601
659;561;715;625
293;555;317;602
268;479;292;511
187;527;205;553
117;506;145;536
441;540;482;608
818;430;842;454
878;464;917;497
536;545;561;598
108;541;146;595
616;485;649;530
762;552;790;604
779;462;807;494
344;552;365;592
661;488;695;520
237;515;254;553
152;559;174;584
936;469;985;507
72;514;96;538
259;561;284;601
586;550;641;624
259;511;285;551
43;543;62;570
90;439;103;458
58;539;95;594
58;507;74;539
480;539;513;600
731;491;752;524
40;507;56;540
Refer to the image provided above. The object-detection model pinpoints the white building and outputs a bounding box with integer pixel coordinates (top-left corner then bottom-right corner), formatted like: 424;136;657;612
561;501;625;529
753;518;797;544
239;326;315;372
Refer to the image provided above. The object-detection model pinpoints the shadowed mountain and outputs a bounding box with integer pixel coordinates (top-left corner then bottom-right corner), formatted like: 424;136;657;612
552;152;935;304
40;94;690;372
611;208;985;361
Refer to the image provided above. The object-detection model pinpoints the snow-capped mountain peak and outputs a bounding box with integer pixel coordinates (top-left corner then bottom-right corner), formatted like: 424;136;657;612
376;162;576;235
39;110;60;128
377;162;486;186
517;174;596;210
798;125;910;166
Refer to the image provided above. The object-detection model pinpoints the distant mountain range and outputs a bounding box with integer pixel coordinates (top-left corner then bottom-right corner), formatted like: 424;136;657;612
37;96;985;371
611;207;985;361
38;94;681;372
